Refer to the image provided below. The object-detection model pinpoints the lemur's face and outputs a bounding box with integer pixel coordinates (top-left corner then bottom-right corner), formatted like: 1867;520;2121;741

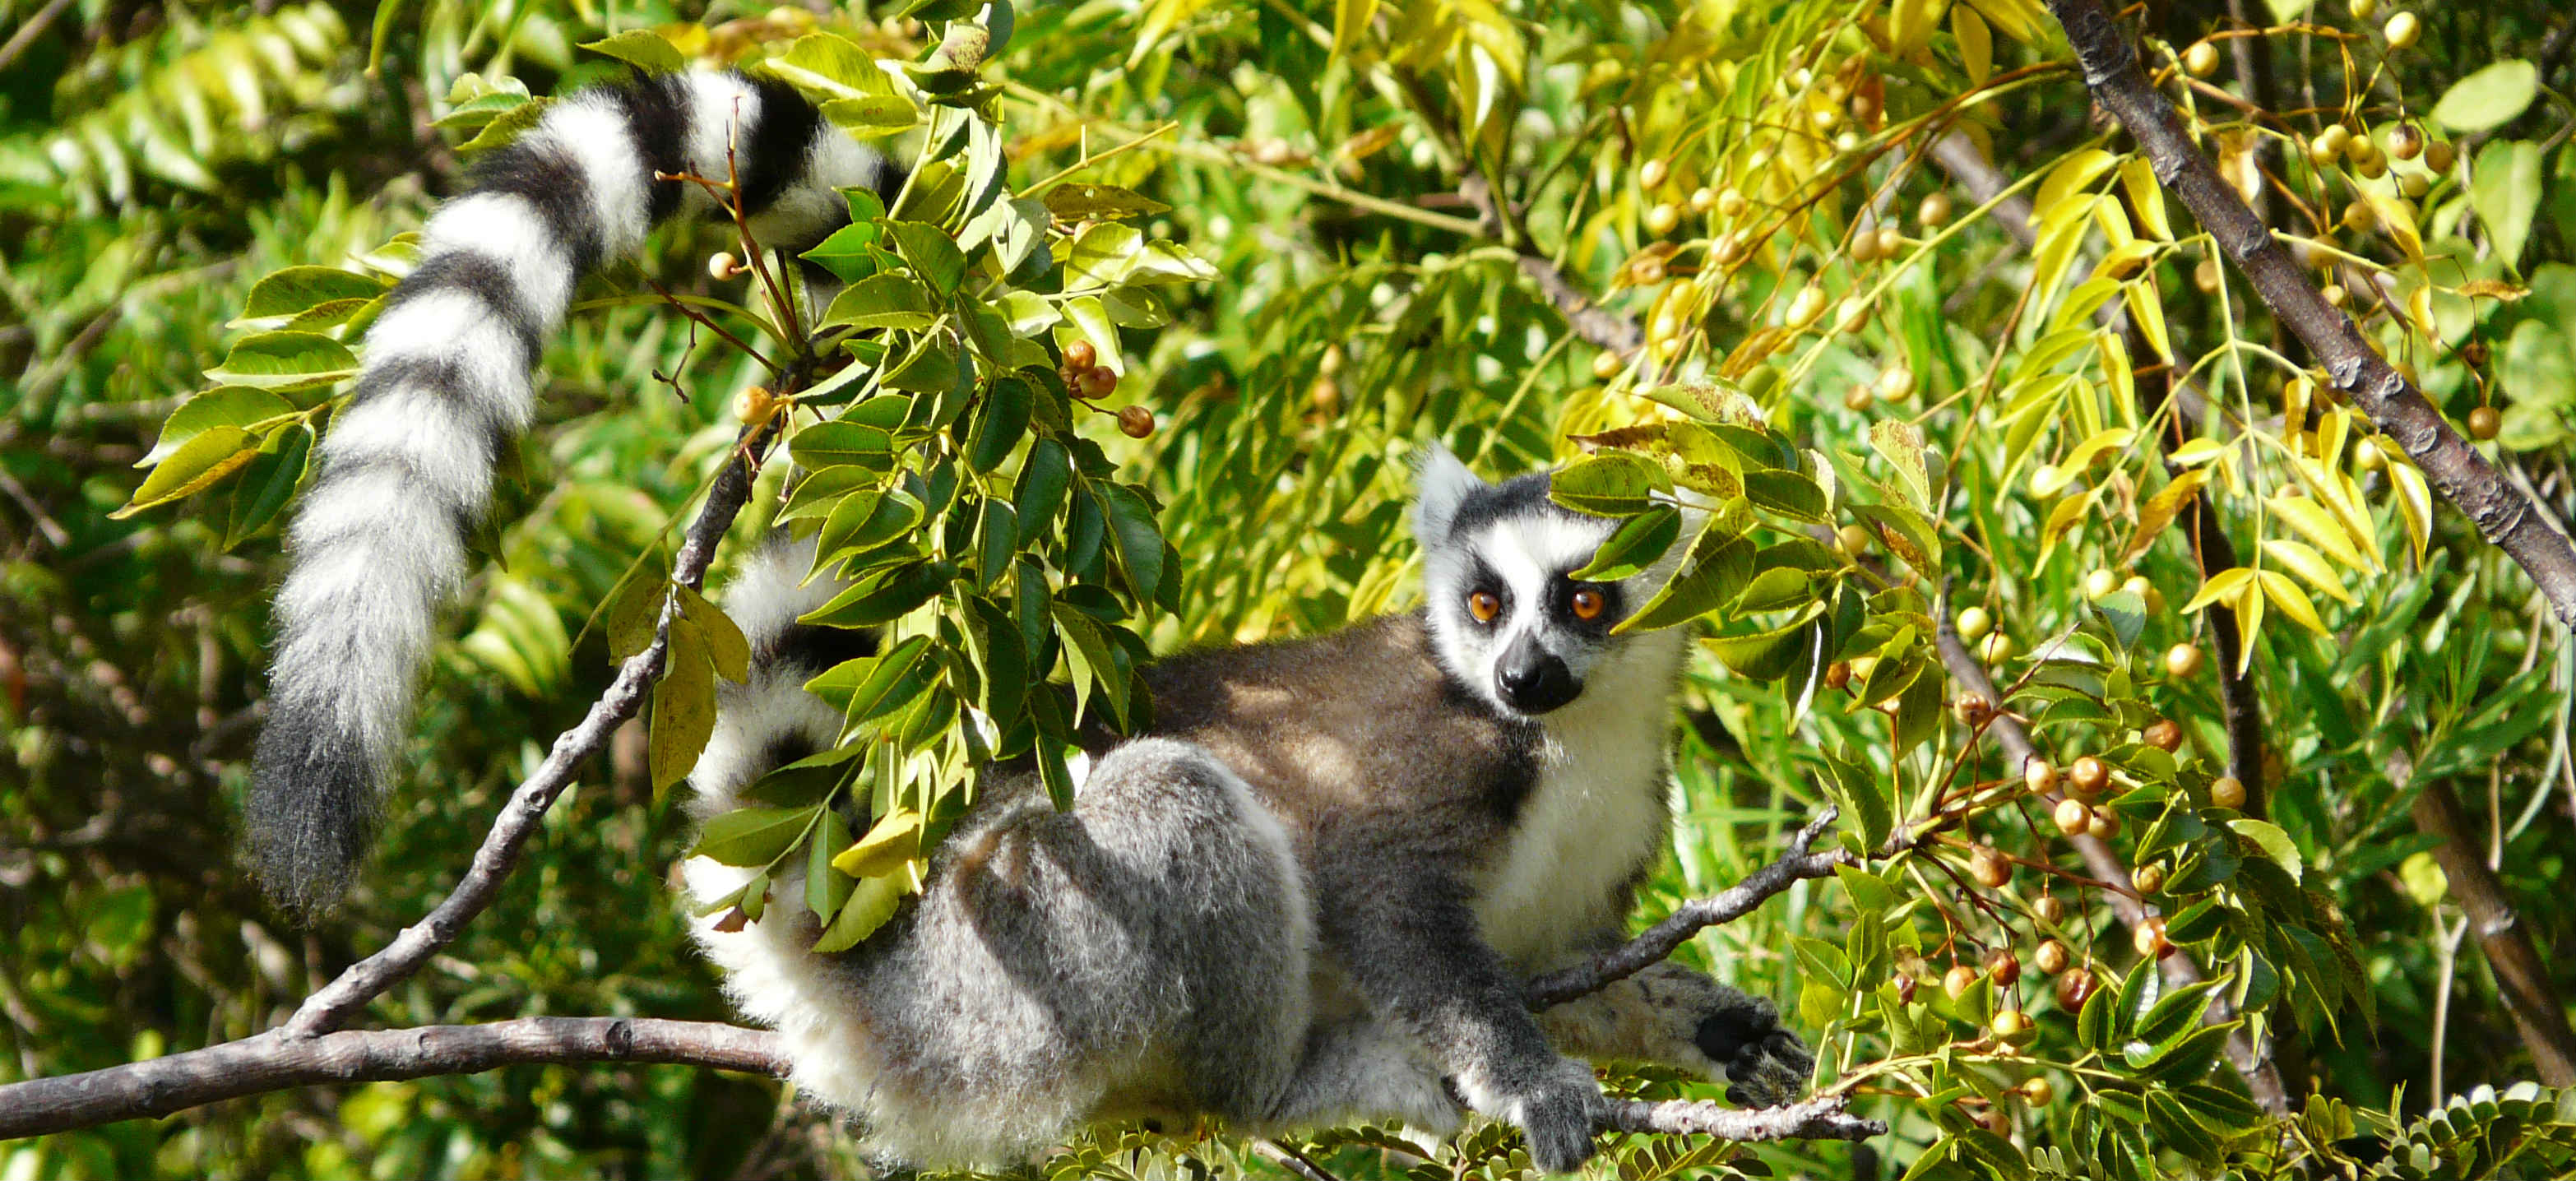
1414;448;1673;719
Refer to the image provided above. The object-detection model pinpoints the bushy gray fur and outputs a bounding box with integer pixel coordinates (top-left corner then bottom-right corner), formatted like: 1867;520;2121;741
688;450;1812;1174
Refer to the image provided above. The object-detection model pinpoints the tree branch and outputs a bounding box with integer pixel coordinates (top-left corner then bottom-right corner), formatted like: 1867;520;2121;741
2045;0;2576;626
283;424;779;1038
1599;1095;1884;1142
0;1018;786;1141
1458;174;1643;354
1527;811;1848;1009
1932;610;2293;1114
2395;753;2576;1086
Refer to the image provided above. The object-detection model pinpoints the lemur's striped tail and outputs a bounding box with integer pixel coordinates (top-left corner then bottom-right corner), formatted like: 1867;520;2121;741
248;71;898;915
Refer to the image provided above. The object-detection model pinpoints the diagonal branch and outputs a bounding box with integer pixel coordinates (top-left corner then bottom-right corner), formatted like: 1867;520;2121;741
2043;0;2576;626
1599;1095;1884;1142
284;422;779;1038
0;1018;786;1140
2393;753;2576;1086
1527;811;1848;1009
1458;174;1644;354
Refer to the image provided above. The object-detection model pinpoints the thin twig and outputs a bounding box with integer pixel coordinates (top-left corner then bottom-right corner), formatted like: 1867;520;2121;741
2045;0;2576;625
1527;811;1848;1008
0;0;72;76
1251;1138;1343;1181
0;1018;785;1140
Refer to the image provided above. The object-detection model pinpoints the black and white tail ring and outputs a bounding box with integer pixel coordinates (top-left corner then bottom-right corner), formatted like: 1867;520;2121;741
248;71;899;914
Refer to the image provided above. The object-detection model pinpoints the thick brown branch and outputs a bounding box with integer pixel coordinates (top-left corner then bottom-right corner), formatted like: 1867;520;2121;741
0;1018;786;1141
1527;811;1848;1009
1933;609;2293;1113
284;424;778;1038
2045;0;2576;625
2400;760;2576;1086
1599;1095;1884;1142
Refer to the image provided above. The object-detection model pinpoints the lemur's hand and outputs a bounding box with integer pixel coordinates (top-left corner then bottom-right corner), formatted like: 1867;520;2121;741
1695;993;1814;1108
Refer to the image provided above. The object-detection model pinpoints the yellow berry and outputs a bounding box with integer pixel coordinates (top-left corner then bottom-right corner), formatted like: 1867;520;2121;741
2054;799;2093;836
1875;365;1917;401
2025;757;2059;795
1717;188;1749;219
1957;606;1994;642
2183;41;2220;78
2069;756;2110;798
2210;776;2248;808
1788;286;1829;327
2164;642;2205;678
2468;406;2501;440
707;251;741;280
1689;186;1717;213
1593;350;1624;380
1918;191;1954;229
1640;157;1670;188
2084;568;2120;600
1644;202;1683;236
2384;11;2420;49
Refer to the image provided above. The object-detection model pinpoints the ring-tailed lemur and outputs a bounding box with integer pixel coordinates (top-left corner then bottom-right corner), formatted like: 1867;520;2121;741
241;67;1812;1174
688;450;1814;1172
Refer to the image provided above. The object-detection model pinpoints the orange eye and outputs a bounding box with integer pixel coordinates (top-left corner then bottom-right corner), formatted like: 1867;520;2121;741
1467;590;1502;623
1570;587;1605;621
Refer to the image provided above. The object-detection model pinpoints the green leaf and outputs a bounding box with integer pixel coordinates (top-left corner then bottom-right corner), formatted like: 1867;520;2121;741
801;561;952;628
766;32;895;100
1868;419;1933;510
799;220;884;284
205;331;359;391
1573;504;1679;581
651;632;718;794
579;29;686;73
1703;607;1825;680
1094;483;1165;604
887;221;967;297
675;585;751;683
1041;183;1171;221
1820;744;1894;849
1065;221;1142;289
816;489;924;563
968;377;1034;473
603;561;670;661
143;387;295;465
805;808;856;924
822;273;937;330
2133;979;2222;1051
1618;526;1754;633
1014;438;1073;543
822;95;920;133
792;419;896;472
1550;453;1662;516
2431;61;2540;134
810;868;915;952
221;423;313;549
2228;817;2305;883
239;266;386;322
807;634;937;726
113;426;259;517
2470;140;2544;269
1744;469;1830;523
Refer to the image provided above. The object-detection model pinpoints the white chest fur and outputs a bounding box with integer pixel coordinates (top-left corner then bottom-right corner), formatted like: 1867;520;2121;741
1471;631;1687;970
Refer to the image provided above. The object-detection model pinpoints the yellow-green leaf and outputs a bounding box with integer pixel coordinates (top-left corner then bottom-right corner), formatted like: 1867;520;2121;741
2260;539;2356;605
113;426;260;517
1954;5;1992;84
2181;567;2255;614
2256;570;2328;635
832;808;924;879
2120;157;2172;240
2267;493;2366;572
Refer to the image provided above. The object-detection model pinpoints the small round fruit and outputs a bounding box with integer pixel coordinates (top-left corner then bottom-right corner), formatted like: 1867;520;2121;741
730;384;776;425
2384;11;2420;49
1063;339;1098;371
2210;775;2248;808
1593;350;1624;380
1640;157;1670;188
2086;809;2123;840
2356;438;2386;470
2069;756;2110;797
2133;863;2167;894
2194;258;2222;293
2316;124;2352;158
1944;964;1981;1000
1976;1107;2012;1135
1076;366;1120;400
2034;896;2069;926
1309;378;1341;414
2134;916;2172;959
1117;404;1156;438
2468;406;2502;440
707;250;741;280
1844;384;1875;413
1918;191;1954;229
1718;188;1749;219
2323;283;2350;309
2425;139;2456;173
2084;568;2120;600
1956;692;1995;726
2055;967;2099;1009
2144;719;2184;753
1710;232;1747;266
1970;845;2011;889
2401;172;2431;199
1849;227;1883;263
2388;124;2424;160
1985;947;2022;986
1993;1008;2034;1043
1788;286;1829;327
2025;757;2060;796
1825;660;1853;690
1689;186;1717;214
2034;938;2070;975
1644;202;1683;236
2183;40;2219;77
1875;225;1903;257
1957;606;1995;642
2462;340;2490;368
2054;799;2093;836
1837;297;1872;336
1875;365;1918;401
2165;642;2206;678
1979;632;2016;664
1837;523;1874;557
2348;0;2376;18
2022;1077;2057;1106
2121;575;2165;614
2342;200;2378;234
1630;256;1668;285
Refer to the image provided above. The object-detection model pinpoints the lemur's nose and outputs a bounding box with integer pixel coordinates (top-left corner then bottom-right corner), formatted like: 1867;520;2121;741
1495;636;1579;714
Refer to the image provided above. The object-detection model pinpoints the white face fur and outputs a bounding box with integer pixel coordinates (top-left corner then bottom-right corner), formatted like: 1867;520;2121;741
1414;446;1685;719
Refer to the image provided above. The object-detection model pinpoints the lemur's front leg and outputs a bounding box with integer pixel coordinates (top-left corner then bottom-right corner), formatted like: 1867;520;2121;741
1315;855;1605;1174
1534;959;1815;1107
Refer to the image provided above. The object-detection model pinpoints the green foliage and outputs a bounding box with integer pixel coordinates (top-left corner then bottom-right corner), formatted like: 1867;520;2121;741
7;0;2576;1179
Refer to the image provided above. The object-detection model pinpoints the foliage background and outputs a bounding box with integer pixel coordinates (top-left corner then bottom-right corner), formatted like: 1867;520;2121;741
3;0;2576;1177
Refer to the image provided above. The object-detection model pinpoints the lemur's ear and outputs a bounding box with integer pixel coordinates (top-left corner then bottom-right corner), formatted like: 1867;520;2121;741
1412;443;1486;548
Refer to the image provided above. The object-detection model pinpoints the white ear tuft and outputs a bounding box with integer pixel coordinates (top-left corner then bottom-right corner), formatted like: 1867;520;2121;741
1412;442;1485;548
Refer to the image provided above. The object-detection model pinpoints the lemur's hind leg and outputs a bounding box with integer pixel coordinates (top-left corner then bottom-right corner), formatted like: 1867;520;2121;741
1261;1017;1463;1137
1535;959;1814;1107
